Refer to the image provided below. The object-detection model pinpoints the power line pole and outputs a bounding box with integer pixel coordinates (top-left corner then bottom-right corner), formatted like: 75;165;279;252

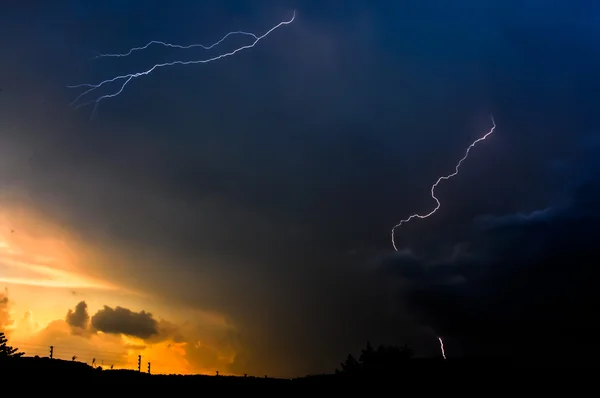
137;355;141;372
49;346;53;359
147;362;151;374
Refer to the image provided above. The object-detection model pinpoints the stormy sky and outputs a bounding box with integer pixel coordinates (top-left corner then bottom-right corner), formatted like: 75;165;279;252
1;0;599;376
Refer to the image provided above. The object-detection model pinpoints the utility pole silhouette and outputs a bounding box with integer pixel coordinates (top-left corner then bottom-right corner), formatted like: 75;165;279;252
137;355;141;372
49;346;53;359
147;362;151;374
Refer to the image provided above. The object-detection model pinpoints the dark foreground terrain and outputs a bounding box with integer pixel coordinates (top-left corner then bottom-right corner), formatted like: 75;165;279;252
0;355;591;392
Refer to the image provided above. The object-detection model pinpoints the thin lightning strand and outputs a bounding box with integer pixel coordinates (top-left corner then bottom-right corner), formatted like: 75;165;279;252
438;337;447;360
68;11;296;118
390;116;496;251
93;31;259;59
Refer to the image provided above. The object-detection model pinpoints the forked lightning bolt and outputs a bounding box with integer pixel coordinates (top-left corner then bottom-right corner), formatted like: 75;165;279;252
390;116;496;251
68;11;296;118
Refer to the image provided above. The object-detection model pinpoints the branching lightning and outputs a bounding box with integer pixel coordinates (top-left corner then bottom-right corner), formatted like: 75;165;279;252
438;337;447;360
68;11;296;118
390;116;496;251
92;32;260;59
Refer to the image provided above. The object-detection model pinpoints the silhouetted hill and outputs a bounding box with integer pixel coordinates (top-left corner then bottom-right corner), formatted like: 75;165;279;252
1;354;594;393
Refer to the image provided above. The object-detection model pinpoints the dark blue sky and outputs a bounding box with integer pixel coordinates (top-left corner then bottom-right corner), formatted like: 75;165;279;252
1;0;599;375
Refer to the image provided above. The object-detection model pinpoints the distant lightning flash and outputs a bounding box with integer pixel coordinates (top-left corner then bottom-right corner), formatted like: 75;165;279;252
390;116;496;251
68;11;296;118
438;337;447;360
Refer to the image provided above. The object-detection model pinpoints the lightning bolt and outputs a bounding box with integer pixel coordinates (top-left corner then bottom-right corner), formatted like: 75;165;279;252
68;11;296;119
92;31;260;59
390;116;496;251
438;337;447;360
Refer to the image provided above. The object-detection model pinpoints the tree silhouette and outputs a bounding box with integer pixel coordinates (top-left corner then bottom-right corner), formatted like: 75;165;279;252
0;332;24;358
338;342;414;375
339;354;361;374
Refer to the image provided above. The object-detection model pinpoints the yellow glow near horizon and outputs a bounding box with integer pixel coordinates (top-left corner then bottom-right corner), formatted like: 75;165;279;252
0;204;119;291
0;204;241;376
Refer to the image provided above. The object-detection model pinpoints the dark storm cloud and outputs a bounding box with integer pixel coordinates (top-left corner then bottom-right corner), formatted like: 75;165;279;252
66;301;89;330
2;0;600;376
91;306;158;340
386;176;600;360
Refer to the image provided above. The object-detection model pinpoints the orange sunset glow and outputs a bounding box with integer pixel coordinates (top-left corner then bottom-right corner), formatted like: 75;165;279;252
0;203;239;375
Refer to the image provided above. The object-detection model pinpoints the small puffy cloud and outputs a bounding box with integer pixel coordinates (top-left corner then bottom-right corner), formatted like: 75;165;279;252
91;305;158;340
66;301;89;330
64;302;179;343
15;310;40;336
